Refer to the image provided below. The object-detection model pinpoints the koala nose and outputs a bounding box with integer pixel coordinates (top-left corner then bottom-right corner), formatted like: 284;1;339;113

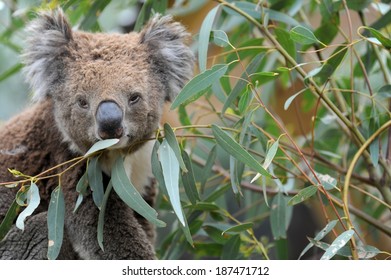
96;101;124;139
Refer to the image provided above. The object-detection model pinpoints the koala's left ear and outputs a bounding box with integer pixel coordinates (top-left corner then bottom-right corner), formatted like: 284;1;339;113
140;15;194;102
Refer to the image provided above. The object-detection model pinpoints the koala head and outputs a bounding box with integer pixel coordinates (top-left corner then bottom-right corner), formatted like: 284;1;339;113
23;9;194;154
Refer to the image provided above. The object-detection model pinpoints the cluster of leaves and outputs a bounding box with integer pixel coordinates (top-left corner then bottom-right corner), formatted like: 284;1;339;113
1;0;391;260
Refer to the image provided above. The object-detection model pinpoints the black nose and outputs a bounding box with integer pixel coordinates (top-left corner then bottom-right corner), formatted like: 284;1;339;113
96;101;124;139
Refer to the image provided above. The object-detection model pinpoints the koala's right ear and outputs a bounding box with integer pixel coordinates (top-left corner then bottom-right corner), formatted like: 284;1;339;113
23;9;73;102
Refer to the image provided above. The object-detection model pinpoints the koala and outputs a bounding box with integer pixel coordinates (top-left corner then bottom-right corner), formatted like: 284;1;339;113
0;9;193;259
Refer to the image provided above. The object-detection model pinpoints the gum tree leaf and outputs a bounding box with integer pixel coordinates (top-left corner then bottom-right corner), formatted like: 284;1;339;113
316;172;338;191
275;28;296;61
212;125;272;178
222;53;264;113
222;223;253;235
212;29;230;47
84;139;119;157
198;5;220;71
163;123;187;172
171;64;228;110
0;199;20;241
200;145;217;192
16;182;40;231
284;88;307;110
47;185;65;260
270;192;288;240
97;180;113;252
112;157;166;227
299;220;338;259
151;141;167;196
181;150;200;205
320;229;355;260
87;156;104;209
361;26;391;49
290;26;322;45
74;172;89;213
288;185;318;206
159;139;185;226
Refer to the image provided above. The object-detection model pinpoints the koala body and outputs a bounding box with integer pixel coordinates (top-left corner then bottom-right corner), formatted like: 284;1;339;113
0;10;193;259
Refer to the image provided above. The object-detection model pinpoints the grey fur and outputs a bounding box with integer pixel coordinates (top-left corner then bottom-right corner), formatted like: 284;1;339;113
0;9;194;259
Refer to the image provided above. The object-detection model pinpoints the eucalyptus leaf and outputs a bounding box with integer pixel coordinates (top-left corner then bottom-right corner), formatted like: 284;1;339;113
47;185;65;260
159;139;185;226
222;223;253;235
97;180;113;252
163;123;187;172
290;26;322;45
320;229;355;260
0;199;20;241
212;30;230;47
171;64;228;109
270;192;287;240
112;157;165;227
16;182;40;231
288;185;318;206
212;125;272;178
221;235;241;260
84;139;119;157
87;156;104;209
181;150;200;205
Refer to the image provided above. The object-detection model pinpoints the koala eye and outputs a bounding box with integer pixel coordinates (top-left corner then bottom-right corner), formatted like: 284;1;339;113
128;93;141;106
77;97;89;109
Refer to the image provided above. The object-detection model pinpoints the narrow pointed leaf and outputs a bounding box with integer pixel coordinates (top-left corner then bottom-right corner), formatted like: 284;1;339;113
171;64;228;109
198;5;220;71
87;156;104;209
212;30;230;47
97;180;113;252
200;145;217;192
47;186;65;260
290;26;322;45
16;182;40;231
159;139;185;226
221;235;241;260
320;229;355;260
84;139;119;157
222;223;253;235
112;157;165;227
74;172;89;213
288;185;318;206
151;141;167;196
284;88;307;110
181;150;200;205
212;125;272;178
362;27;391;49
270;192;287;240
0;199;20;241
163;123;187;172
299;220;338;259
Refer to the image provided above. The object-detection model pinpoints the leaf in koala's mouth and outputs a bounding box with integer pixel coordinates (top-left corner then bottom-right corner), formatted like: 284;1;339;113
84;139;120;157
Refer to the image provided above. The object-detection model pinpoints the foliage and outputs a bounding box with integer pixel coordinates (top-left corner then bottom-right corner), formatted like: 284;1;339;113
1;0;391;260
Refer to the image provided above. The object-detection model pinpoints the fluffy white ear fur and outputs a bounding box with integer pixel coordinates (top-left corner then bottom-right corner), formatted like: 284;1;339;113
22;9;73;102
140;14;194;102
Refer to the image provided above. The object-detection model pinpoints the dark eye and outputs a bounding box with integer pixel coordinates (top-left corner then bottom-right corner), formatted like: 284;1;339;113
77;97;89;109
128;94;141;105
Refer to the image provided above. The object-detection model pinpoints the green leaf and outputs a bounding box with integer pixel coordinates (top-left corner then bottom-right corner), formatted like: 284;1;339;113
186;202;220;211
87;156;104;209
275;28;296;62
200;145;217;193
16;182;40;231
203;225;231;244
151;141;167;196
270;192;287;240
171;64;228;109
0;199;20;241
47;186;65;260
316;172;338;191
163;123;187;172
84;139;119;157
288;185;318;206
198;5;220;72
212;125;272;178
0;63;23;82
221;235;241;260
159;139;185;226
112;157;165;227
361;26;391;49
222;223;253;235
290;26;322;45
284;88;307;110
212;30;230;47
320;229;355;260
181;150;200;205
74;172;88;213
299;220;338;259
79;0;111;31
97;180;113;252
222;53;265;113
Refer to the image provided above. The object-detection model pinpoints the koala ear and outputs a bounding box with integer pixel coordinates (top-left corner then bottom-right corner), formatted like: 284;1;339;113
23;9;73;101
140;14;194;102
